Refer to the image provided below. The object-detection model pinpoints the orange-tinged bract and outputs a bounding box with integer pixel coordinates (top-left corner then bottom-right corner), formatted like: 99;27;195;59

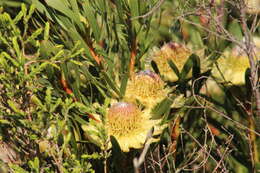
124;70;168;108
152;42;192;82
106;102;162;152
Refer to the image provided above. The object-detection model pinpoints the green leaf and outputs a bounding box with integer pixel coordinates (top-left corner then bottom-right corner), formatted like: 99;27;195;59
50;98;62;113
82;1;101;40
31;0;54;21
8;164;29;173
25;28;43;43
228;19;243;41
73;114;88;125
13;11;23;24
45;87;52;106
25;4;35;21
45;0;84;31
0;119;11;125
44;22;50;41
119;73;129;97
151;60;160;74
31;95;45;110
21;3;27;18
101;71;121;97
190;27;204;48
129;0;139;17
179;54;200;81
12;36;21;58
7;100;25;116
151;96;174;119
110;135;126;172
28;157;40;173
168;59;180;79
256;163;260;172
114;0;125;23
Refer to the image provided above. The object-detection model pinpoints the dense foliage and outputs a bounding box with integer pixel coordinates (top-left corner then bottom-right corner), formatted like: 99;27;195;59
0;0;260;172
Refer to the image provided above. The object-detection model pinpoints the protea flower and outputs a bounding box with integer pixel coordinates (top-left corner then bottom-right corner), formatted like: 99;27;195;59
124;70;169;108
152;42;192;82
246;0;260;14
212;37;260;85
106;102;162;152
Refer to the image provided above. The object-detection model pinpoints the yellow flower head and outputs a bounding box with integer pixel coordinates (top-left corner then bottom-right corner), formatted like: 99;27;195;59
106;102;161;152
212;37;260;85
152;42;192;82
246;0;260;14
124;70;168;108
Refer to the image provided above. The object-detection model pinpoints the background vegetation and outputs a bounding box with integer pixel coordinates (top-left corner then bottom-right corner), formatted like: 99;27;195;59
0;0;260;172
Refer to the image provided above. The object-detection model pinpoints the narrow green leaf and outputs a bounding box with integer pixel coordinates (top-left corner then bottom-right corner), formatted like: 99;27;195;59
191;54;200;79
70;0;80;15
151;60;160;74
129;0;139;17
50;98;62;113
7;100;25;116
51;50;64;61
25;4;35;21
8;164;29;173
31;0;54;21
82;1;101;40
190;28;204;48
45;0;84;31
0;119;11;125
25;28;43;43
12;37;21;58
110;136;124;162
28;62;53;78
228;19;243;41
31;95;45;110
21;3;27;17
114;0;125;23
151;96;174;119
168;59;180;78
101;72;121;97
73;114;88;125
45;87;52;106
13;11;24;24
119;73;129;97
179;54;200;81
1;52;19;67
67;28;92;58
44;22;50;41
74;102;93;113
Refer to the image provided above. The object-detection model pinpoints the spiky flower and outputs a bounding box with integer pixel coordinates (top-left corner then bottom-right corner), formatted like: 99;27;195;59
106;102;162;152
246;0;260;14
152;42;192;82
124;70;169;108
212;37;260;85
